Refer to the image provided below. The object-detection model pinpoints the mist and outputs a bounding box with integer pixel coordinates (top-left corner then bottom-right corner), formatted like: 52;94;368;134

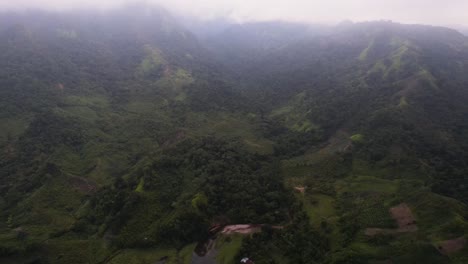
0;0;468;26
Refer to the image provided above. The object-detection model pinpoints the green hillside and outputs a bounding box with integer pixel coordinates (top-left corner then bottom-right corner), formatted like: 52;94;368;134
0;7;467;264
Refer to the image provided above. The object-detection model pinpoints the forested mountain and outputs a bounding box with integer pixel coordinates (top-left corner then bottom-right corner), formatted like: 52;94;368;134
201;22;324;74
209;21;468;203
0;5;467;264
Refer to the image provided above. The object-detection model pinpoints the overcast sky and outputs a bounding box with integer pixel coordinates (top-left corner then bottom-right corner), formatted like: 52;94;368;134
0;0;467;26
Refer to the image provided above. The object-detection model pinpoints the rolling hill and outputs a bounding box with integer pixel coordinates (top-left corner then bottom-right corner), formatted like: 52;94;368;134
0;7;467;264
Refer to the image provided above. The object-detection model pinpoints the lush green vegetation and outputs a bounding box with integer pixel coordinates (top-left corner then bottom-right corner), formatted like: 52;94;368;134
0;6;467;264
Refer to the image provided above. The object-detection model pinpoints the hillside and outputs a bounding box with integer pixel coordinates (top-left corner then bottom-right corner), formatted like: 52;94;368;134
0;7;467;264
205;20;468;263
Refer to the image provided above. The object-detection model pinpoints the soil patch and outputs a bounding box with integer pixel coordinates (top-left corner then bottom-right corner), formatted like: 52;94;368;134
437;237;466;255
365;203;417;236
390;203;416;228
294;186;306;194
221;225;262;235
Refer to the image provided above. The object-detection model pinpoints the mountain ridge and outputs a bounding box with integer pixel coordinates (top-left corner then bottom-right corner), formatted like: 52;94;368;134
0;6;467;264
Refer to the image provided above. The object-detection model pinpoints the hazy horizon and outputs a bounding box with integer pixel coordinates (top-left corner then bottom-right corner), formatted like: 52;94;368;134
0;0;468;27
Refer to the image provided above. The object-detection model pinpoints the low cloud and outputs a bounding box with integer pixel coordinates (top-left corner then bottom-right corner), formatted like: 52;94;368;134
0;0;467;26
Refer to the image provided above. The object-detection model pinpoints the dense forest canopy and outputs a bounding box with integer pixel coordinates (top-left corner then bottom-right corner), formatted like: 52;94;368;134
0;5;467;264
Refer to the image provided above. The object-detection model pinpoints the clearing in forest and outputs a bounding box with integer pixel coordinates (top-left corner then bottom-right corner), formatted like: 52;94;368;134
389;203;417;231
437;237;466;255
365;203;417;236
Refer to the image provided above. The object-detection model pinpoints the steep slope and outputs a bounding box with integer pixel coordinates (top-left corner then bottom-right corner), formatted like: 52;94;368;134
0;7;292;263
209;22;468;199
0;10;468;264
207;21;468;263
